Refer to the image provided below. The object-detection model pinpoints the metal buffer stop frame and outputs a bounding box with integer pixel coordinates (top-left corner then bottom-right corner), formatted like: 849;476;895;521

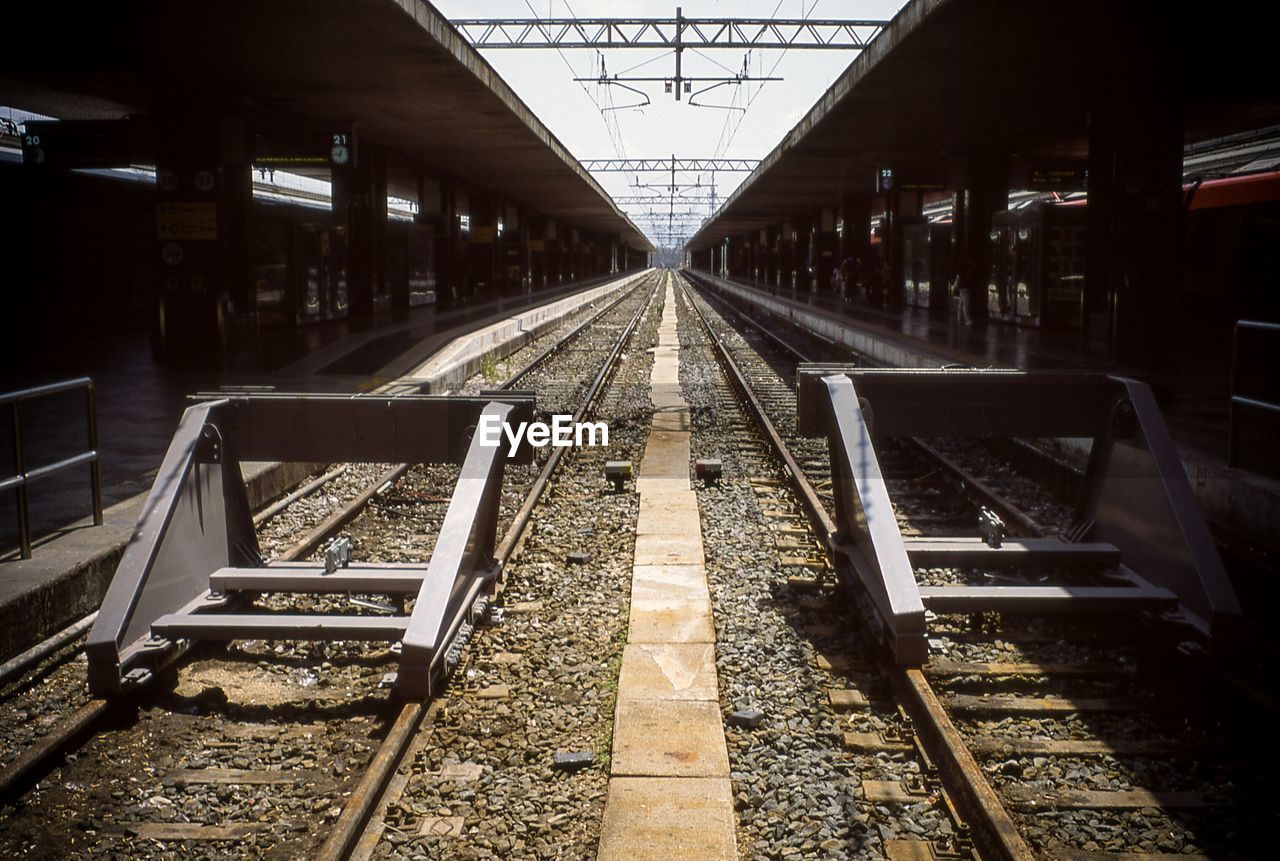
796;367;1241;664
85;393;535;699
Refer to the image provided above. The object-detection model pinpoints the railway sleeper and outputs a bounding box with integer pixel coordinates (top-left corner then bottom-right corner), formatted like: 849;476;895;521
1002;786;1222;811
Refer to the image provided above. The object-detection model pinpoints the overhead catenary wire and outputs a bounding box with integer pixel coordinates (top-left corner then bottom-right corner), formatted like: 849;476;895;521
523;0;628;159
716;0;823;158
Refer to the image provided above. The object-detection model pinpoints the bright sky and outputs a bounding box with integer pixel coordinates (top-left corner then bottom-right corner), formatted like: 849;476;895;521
434;1;908;247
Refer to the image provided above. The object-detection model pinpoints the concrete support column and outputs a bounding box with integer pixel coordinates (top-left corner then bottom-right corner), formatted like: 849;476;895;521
545;220;562;285
332;143;389;315
527;215;545;286
522;208;534;290
465;193;499;300
413;174;441;307
795;216;814;292
1086;91;1183;365
885;190;922;309
956;155;1009;323
436;181;466;307
780;222;795;289
840;195;872;284
1081;9;1185;366
814;207;838;293
764;226;778;287
152;113;252;365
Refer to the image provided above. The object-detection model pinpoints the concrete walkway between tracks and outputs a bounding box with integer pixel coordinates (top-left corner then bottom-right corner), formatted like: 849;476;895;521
597;275;736;861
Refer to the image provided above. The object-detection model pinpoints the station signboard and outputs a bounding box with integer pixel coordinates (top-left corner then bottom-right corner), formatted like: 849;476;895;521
155;201;218;240
875;165;947;193
1011;159;1087;191
20;119;150;169
252;127;357;169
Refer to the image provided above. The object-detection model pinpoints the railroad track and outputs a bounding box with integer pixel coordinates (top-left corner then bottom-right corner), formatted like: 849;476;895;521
0;273;661;858
675;272;1269;860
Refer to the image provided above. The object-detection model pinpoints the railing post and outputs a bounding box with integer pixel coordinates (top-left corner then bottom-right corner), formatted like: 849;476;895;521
86;382;103;526
1228;320;1241;467
11;401;30;560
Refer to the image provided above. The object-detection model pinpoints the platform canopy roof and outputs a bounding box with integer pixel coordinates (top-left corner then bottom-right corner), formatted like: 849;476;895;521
687;0;1280;251
0;0;652;250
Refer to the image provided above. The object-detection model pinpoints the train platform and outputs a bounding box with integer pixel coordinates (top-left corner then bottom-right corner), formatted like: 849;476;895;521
688;270;1280;554
0;272;644;660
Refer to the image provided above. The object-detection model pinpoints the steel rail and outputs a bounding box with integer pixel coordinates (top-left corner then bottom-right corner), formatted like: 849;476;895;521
316;274;662;860
0;275;660;830
0;611;98;689
252;465;348;527
0;461;357;789
275;464;410;562
685;272;1275;857
0;460;395;797
897;668;1035;861
679;277;837;543
676;274;1036;861
689;275;1050;538
494;277;660;566
500;278;644;388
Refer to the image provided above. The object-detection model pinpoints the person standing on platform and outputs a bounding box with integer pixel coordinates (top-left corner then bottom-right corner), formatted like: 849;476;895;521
950;254;972;325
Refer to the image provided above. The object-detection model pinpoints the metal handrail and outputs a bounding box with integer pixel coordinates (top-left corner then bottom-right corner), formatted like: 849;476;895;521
3;377;102;559
1228;320;1280;468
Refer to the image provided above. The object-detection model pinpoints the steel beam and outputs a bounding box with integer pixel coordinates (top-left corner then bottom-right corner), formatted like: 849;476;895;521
152;614;409;640
583;158;759;172
818;374;927;664
796;367;1113;438
453;18;885;49
1077;379;1242;641
210;565;426;594
398;400;512;698
904;538;1121;569
918;585;1177;614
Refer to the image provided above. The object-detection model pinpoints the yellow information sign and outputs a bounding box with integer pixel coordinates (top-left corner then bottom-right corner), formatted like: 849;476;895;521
528;239;545;252
156;202;218;240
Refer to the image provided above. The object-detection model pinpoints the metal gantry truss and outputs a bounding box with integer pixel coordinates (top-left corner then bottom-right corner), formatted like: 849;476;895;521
592;155;751;245
610;194;719;205
584;157;758;172
452;16;885;49
454;6;886;101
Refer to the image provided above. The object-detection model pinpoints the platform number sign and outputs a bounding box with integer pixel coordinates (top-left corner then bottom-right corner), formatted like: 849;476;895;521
331;133;351;167
877;167;894;194
193;170;216;193
21;132;45;165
